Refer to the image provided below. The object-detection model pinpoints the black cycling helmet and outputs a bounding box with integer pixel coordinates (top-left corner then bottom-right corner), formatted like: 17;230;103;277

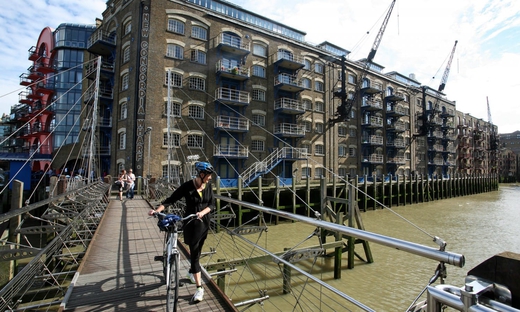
195;161;215;175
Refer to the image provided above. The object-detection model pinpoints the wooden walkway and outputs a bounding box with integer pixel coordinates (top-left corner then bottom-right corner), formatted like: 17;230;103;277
61;197;236;312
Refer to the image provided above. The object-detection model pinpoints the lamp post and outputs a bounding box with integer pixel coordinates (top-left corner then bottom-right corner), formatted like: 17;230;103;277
145;127;152;179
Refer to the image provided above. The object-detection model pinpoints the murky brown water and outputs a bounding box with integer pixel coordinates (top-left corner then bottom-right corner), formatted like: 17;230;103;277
205;184;520;311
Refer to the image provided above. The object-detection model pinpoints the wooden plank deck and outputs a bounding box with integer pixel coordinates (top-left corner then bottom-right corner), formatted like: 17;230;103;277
61;198;236;312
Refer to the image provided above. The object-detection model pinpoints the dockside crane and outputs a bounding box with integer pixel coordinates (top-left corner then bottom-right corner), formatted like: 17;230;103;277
416;40;458;137
487;96;499;150
329;0;396;124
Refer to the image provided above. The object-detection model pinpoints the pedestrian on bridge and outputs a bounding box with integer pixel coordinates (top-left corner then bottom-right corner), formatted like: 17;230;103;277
149;161;215;303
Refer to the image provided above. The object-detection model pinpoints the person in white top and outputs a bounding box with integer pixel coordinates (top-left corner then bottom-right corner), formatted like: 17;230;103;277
126;168;136;199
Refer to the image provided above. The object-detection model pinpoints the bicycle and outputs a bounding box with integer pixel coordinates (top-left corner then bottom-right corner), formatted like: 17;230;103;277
152;211;198;312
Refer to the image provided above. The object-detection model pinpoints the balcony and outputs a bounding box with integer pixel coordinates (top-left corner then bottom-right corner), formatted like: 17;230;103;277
215;60;250;81
213;145;249;158
98;117;113;127
274;73;305;92
387;156;406;164
273;51;305;70
441;121;454;129
34;57;54;74
362;154;383;164
429;158;444;166
84;87;114;103
386;105;407;116
85;58;115;80
214;115;249;132
362;135;383;146
87;29;116;56
361;98;383;111
361;81;382;95
362;116;383;128
274;98;304;114
216;33;250;56
385;91;404;101
28;46;39;61
35;81;54;95
215;87;250;106
27;66;44;81
440;107;455;117
387;138;406;148
19;73;36;86
274;123;305;138
387;121;406;132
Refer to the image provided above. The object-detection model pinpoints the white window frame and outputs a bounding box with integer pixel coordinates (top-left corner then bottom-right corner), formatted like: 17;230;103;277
187;134;203;148
166;44;184;59
188;105;204;119
168;19;185;35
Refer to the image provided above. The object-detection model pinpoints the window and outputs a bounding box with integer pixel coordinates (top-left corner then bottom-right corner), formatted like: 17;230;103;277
191;25;207;40
120;102;127;120
163;133;180;147
253;42;267;57
252;114;265;126
187;134;203;148
304;59;311;70
252;65;266;78
315;144;324;155
168;19;185;34
315;62;324;74
315;122;324;133
121;73;129;90
164;101;181;117
302;143;311;155
349;128;357;138
338;168;347;178
349;147;356;157
302;78;311;89
315;81;324;92
166;44;183;59
302;167;310;179
119;131;126;150
123;46;130;63
251;140;265;151
165;71;183;87
190;50;206;64
338;126;347;137
304;121;311;132
315;167;324;179
189;77;205;90
315;101;324;112
124;20;131;35
302;99;312;110
348;74;356;84
350;110;356;119
188;105;204;119
339;145;347;157
252;89;265;101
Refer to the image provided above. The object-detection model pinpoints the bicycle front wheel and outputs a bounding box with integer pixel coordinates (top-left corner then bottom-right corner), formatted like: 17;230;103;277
166;252;180;312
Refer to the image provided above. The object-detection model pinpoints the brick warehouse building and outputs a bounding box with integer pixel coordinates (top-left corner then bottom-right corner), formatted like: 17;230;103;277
82;0;498;187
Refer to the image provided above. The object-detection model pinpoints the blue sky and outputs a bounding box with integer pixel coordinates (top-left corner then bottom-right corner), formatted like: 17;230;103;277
0;0;519;132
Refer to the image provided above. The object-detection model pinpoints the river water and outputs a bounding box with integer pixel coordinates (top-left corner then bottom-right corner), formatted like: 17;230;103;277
210;184;520;311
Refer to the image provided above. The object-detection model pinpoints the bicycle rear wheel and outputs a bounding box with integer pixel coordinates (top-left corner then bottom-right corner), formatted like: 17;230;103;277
166;252;180;312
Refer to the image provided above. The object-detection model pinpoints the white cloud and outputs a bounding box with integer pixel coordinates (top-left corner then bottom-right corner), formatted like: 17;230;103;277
0;0;105;115
1;0;519;133
232;0;520;132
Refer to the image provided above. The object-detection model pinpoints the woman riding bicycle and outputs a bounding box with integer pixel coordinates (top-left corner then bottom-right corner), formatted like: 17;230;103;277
149;161;215;303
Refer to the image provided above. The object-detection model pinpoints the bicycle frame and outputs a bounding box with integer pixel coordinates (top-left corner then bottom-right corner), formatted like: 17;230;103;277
154;212;197;312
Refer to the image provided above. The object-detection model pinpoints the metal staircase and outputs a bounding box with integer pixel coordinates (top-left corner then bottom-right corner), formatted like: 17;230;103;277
241;147;307;186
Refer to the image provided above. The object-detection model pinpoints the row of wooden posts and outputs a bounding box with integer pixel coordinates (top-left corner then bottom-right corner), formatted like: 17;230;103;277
213;174;500;225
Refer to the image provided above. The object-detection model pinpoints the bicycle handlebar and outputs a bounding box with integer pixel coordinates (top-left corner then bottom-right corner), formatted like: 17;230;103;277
152;211;198;222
